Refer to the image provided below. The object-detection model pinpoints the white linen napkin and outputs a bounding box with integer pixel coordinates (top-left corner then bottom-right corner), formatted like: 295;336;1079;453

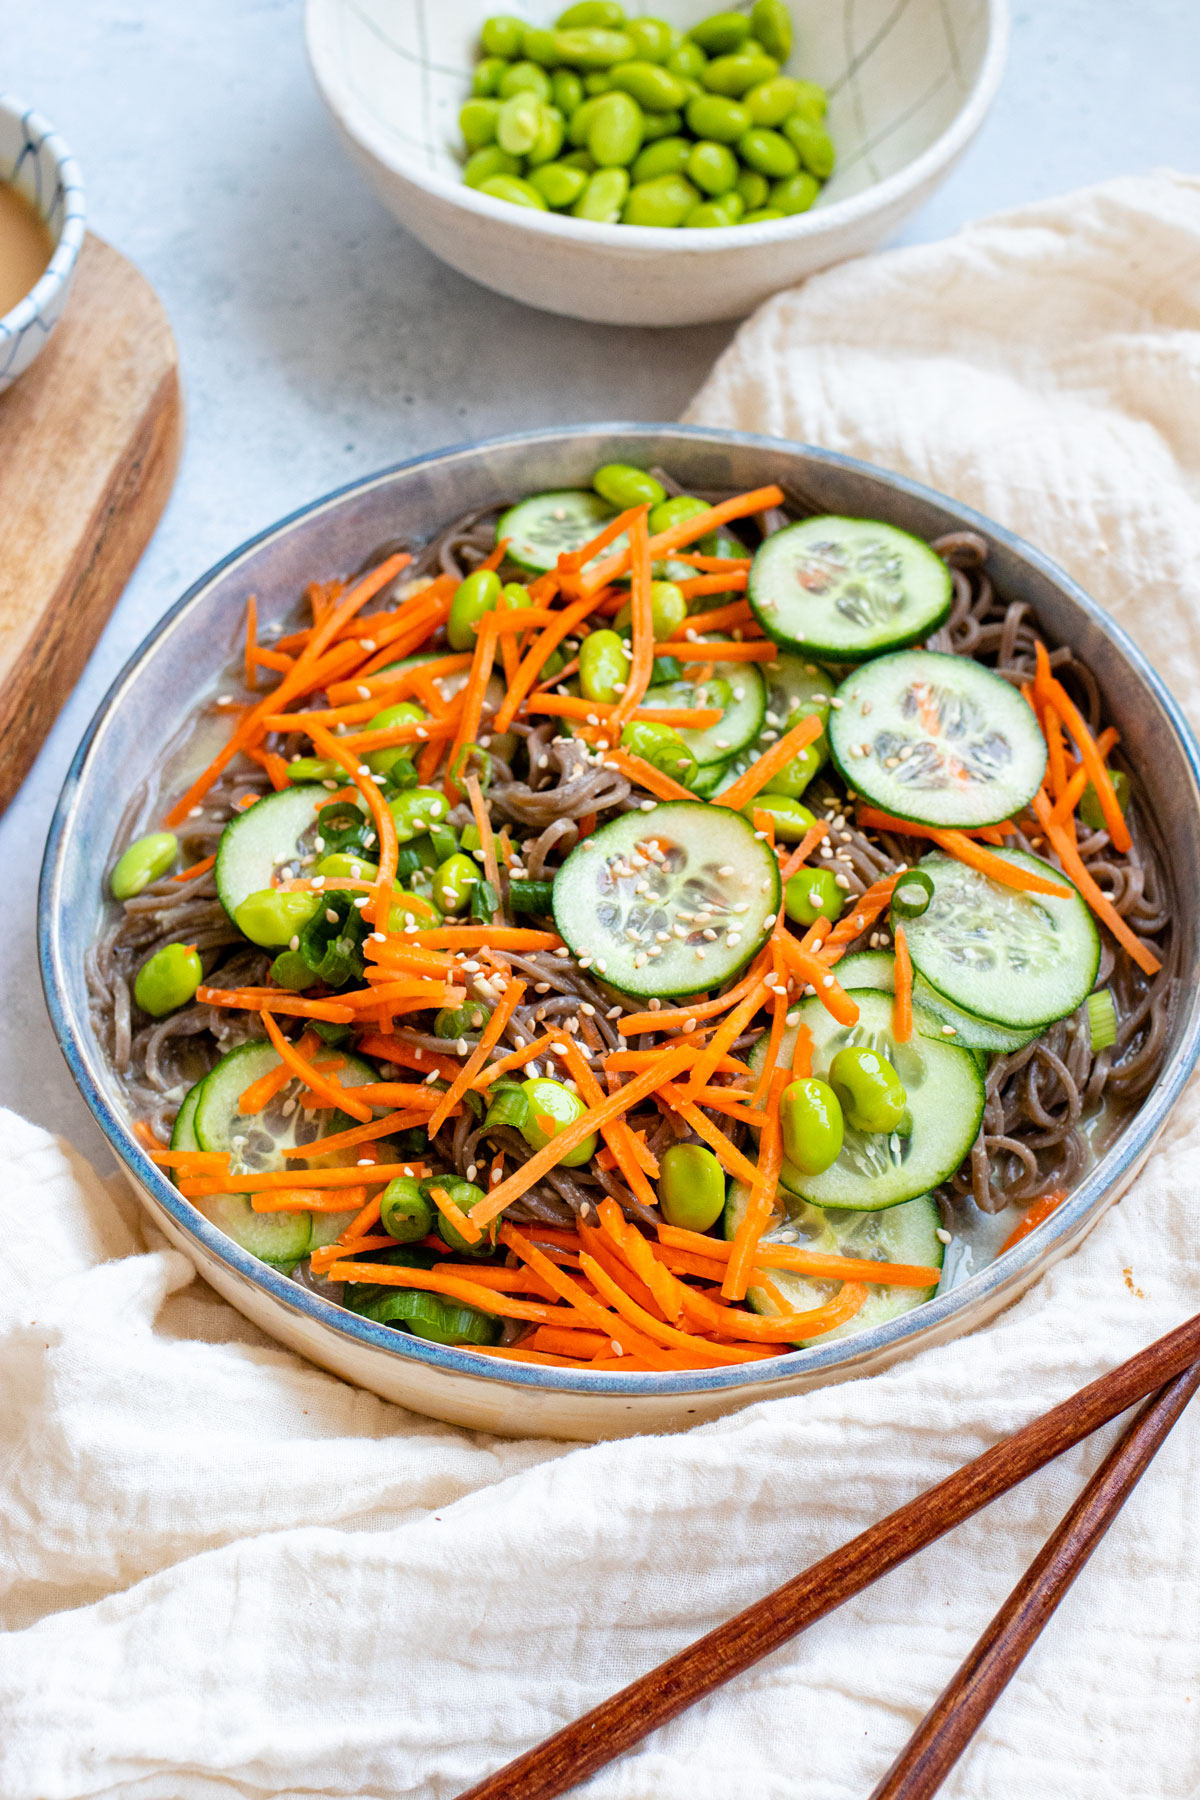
7;170;1200;1800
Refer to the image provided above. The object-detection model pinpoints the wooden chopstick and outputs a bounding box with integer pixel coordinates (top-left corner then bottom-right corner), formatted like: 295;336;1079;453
868;1357;1200;1800
454;1309;1200;1800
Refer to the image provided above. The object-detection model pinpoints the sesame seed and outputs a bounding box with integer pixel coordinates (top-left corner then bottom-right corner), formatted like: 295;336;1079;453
640;801;656;812
325;908;339;923
188;806;203;819
322;779;338;791
719;865;734;877
936;1227;952;1245
607;1005;622;1019
941;1024;957;1036
372;931;387;943
425;1069;439;1084
356;1157;373;1167
834;874;850;889
356;685;371;700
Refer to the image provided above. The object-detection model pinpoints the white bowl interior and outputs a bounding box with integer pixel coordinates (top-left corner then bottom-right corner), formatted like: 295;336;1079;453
322;0;992;205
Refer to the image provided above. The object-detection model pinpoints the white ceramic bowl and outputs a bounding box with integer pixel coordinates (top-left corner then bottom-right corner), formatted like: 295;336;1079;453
306;0;1007;326
40;425;1200;1443
0;96;86;391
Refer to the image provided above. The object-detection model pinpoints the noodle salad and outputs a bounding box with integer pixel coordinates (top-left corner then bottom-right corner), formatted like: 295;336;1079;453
92;464;1175;1371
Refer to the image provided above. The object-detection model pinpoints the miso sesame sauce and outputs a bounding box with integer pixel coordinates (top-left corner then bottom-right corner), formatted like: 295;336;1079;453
0;182;53;318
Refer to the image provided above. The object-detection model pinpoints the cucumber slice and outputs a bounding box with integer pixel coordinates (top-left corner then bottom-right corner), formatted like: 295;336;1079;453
723;1182;943;1346
497;490;616;575
214;785;325;919
749;516;952;660
192;1041;379;1266
640;653;766;766
705;651;833;796
169;1080;203;1151
552;801;780;997
903;850;1100;1031
835;949;1040;1054
828;650;1047;829
690;760;730;799
749;990;984;1209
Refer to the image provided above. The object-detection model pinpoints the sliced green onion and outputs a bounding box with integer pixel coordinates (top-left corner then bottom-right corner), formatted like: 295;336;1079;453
450;741;495;791
434;1002;492;1040
429;820;460;863
470;877;501;923
483;1082;531;1134
1086;989;1118;1051
890;868;935;921
509;877;555;915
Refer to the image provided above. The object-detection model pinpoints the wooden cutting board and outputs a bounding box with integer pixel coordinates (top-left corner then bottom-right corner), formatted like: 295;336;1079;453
0;232;182;812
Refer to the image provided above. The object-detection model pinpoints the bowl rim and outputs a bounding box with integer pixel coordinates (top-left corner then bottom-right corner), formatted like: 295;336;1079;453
38;420;1200;1401
305;0;1010;252
0;94;87;339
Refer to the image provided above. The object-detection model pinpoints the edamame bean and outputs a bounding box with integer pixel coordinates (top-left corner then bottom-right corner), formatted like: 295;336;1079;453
741;792;815;840
361;702;427;777
688;10;751;53
640;108;683;141
647;492;710;534
620;718;698;785
702;50;778;95
473;57;508;96
519;1078;597;1166
527;104;566;165
744;74;801;125
684;195;741;226
750;0;792;61
424;1176;497;1255
780;1078;843;1175
615;578;688;638
736;167;770;210
233;887;322;948
560;148;597;170
496;59;552;99
388;890;442;930
460;98;501;149
791;79;828;121
584;69;616;93
770;170;819;213
768;736;826;797
741;206;785;222
480;13;524;59
448;567;502;650
667;39;707;79
633;135;692;181
111;831;178;900
529;160;589;207
316;851;380;882
783;112;835;176
269;949;316;991
552;27;636;67
608;60;686;110
657;1142;726;1231
556;0;626;25
626;16;676;61
463;145;521;188
134;942;203;1017
551;68;585;114
738;125;797;176
587;89;644;165
623;171;697;224
567;94;605;145
431;853;481;914
784;865;845;927
687;138;738;195
497;90;545;155
579;627;632;702
521;25;561;64
685;92;751;143
285;756;343;784
388;786;451;843
592;462;666;509
828;1046;908;1134
572;167;629;221
379;1177;435;1243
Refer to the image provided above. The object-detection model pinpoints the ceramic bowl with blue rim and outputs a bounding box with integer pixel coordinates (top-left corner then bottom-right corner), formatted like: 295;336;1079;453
0;95;86;392
38;426;1200;1441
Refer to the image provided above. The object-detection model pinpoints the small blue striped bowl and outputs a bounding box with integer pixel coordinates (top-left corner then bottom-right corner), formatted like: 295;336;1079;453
0;95;86;392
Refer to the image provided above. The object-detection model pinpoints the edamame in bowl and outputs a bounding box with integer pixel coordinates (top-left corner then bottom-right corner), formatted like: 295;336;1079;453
305;0;1009;325
42;426;1200;1440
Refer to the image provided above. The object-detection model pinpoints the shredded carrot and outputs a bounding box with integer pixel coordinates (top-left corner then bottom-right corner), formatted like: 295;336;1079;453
474;1045;694;1227
526;694;722;729
999;1187;1069;1252
351;1035;460;1080
854;805;1014;849
369;927;562;953
444;614;501;806
672;552;753;573
560;1038;658;1211
820;873;902;959
557;502;646;577
471;1033;559;1089
251;1186;369;1214
774;934;859;1026
753;808;777;849
327;1260;575;1327
682;976;771;1101
260;1011;373;1122
678;1271;867;1343
716;714;823;814
493;589;594;733
893;923;913;1044
583;485;784;593
305;717;399;930
281;1111;432;1158
1035;647;1132;853
464;772;502;911
601;747;696;803
197;987;355;1024
723;1069;787;1300
171;853;217;883
790;1021;813;1079
1031;790;1160;975
579;1250;764;1363
675;571;750;599
427;979;526;1136
528;1326;612;1359
500;1224;677;1365
657;1083;762;1186
132;1119;166;1151
612;508;655;729
655;1222;941;1287
1048;726;1118;831
243;595;258;691
428;1183;484;1247
238;1030;320;1113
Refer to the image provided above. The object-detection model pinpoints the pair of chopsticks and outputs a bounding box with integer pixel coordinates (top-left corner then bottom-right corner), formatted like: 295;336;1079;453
456;1312;1200;1800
